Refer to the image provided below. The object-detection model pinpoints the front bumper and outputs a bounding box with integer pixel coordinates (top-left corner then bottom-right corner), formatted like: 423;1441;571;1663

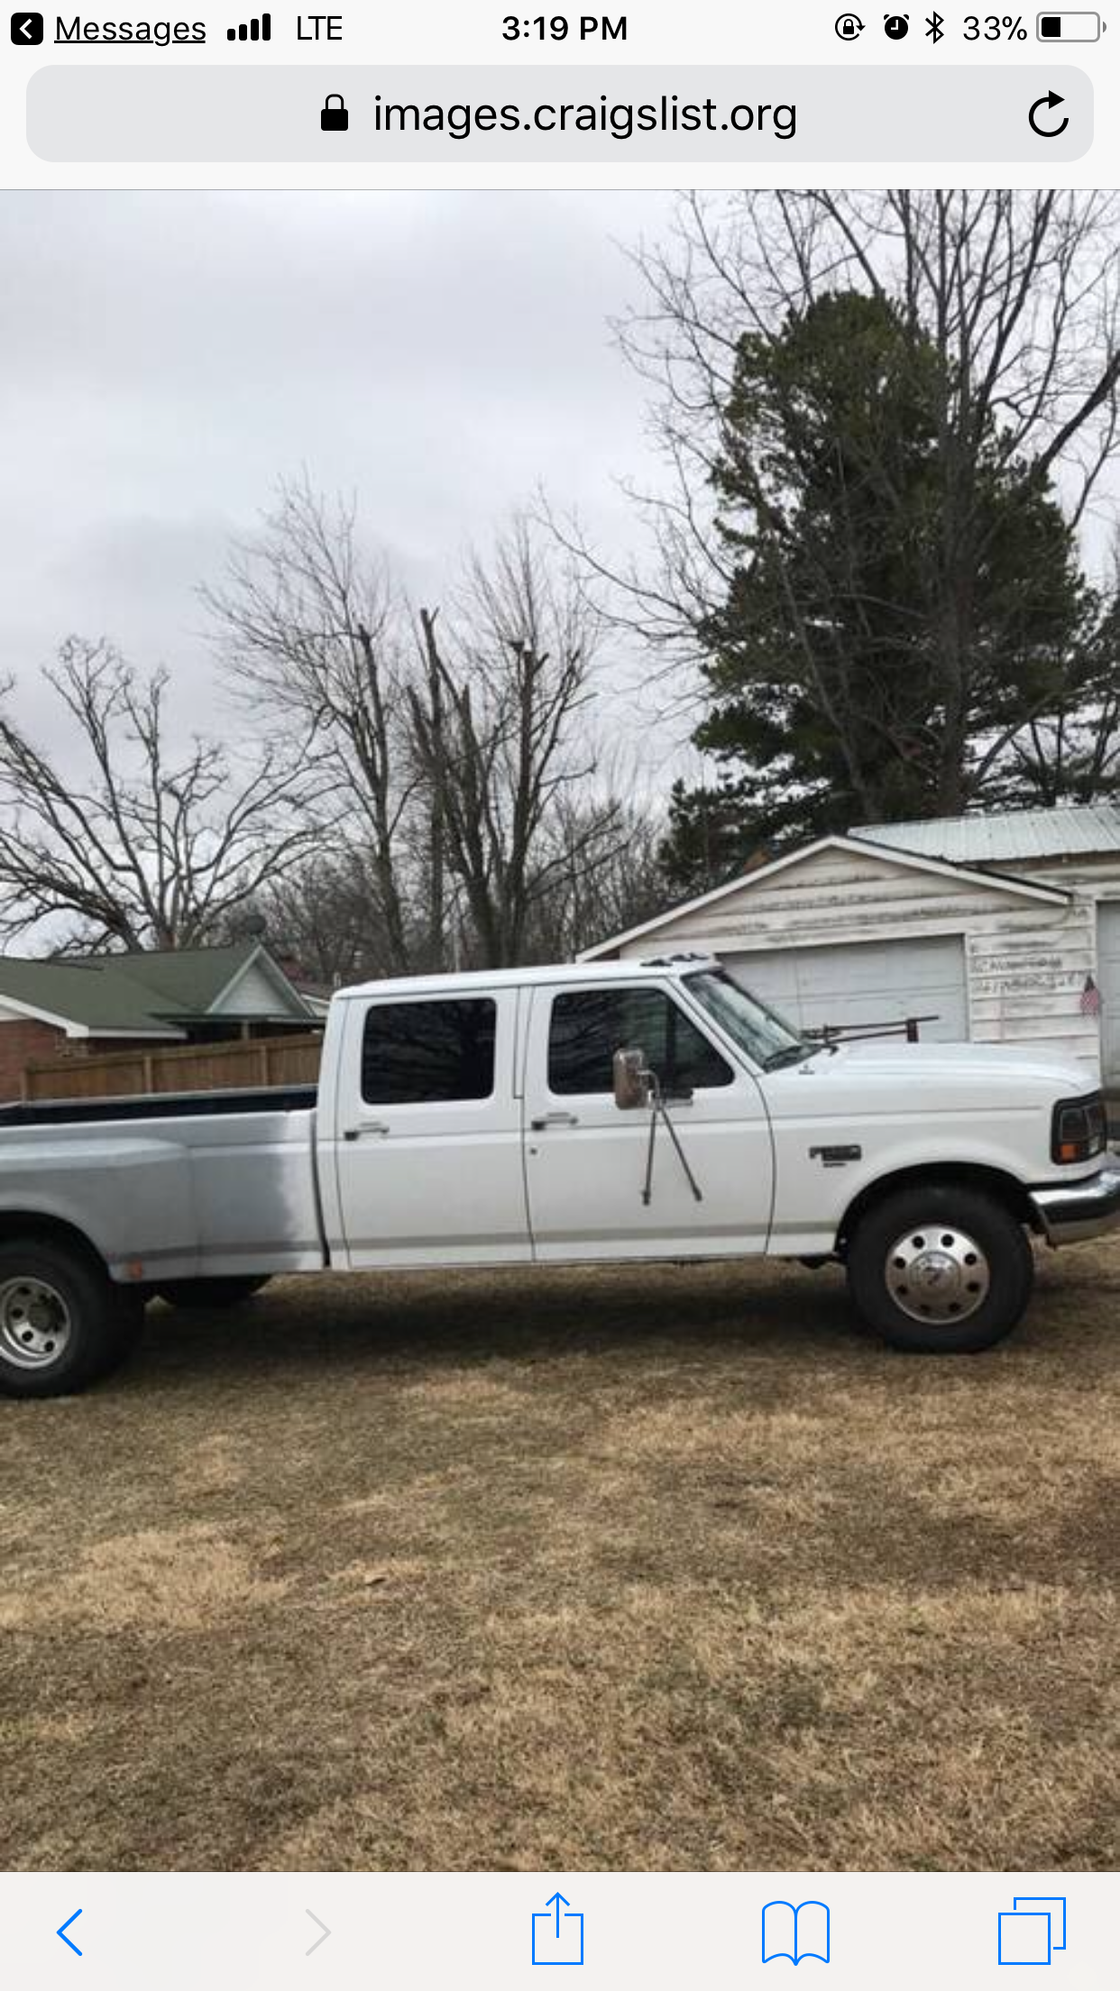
1028;1160;1120;1245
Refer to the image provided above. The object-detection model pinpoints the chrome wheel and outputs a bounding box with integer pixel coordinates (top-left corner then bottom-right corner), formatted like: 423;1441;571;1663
885;1224;991;1325
0;1275;73;1371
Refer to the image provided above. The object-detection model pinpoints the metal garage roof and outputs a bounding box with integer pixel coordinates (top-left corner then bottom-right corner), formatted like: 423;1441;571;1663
852;805;1120;864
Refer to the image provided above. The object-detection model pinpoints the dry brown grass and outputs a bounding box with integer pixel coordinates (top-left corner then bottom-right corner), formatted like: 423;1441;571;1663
1;1245;1118;1872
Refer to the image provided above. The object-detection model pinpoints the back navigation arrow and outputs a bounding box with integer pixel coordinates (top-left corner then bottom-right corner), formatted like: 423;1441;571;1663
56;1910;83;1956
10;12;46;43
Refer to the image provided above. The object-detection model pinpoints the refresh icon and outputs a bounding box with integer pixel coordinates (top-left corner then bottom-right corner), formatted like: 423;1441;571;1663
1029;89;1069;136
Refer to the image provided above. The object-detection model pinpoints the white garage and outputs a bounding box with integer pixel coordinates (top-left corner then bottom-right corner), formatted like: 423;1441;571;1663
579;822;1116;1078
724;933;968;1042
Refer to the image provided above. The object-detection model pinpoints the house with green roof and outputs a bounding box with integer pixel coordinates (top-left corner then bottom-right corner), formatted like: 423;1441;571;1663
0;941;318;1099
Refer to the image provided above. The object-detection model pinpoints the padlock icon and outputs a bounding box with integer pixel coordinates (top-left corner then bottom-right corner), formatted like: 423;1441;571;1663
321;92;348;132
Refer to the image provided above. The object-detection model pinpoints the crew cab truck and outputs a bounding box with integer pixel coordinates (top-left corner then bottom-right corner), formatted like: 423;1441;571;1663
0;953;1118;1397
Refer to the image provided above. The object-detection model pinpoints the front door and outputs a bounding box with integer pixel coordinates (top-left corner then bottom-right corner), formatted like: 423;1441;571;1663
522;979;774;1261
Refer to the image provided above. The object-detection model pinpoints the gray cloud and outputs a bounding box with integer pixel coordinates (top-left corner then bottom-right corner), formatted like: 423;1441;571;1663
0;190;671;741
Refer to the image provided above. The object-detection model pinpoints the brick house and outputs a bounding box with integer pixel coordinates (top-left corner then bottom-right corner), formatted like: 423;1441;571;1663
0;941;318;1100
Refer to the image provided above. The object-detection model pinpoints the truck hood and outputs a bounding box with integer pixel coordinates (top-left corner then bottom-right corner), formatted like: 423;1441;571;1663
762;1036;1097;1110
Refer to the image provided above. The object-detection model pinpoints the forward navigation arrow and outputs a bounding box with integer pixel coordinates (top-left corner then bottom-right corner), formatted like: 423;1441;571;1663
305;1909;331;1956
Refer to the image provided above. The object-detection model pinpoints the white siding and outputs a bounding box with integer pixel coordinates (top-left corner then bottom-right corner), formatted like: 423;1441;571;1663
617;844;1052;953
965;909;1098;1069
1094;904;1120;1085
214;960;298;1018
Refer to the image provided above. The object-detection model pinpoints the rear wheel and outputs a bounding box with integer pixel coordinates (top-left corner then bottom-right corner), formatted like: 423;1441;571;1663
846;1183;1033;1353
0;1240;144;1398
155;1275;271;1310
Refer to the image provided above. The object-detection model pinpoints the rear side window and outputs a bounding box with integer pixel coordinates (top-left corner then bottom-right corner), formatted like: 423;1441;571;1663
361;998;497;1104
548;988;733;1095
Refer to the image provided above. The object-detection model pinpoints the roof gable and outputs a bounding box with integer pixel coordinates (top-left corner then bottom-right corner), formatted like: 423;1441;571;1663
579;834;1068;960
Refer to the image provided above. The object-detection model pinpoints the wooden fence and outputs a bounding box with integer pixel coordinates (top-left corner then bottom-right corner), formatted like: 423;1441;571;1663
22;1031;324;1102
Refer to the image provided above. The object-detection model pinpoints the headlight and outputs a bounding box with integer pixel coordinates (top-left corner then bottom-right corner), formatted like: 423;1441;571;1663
1051;1092;1107;1165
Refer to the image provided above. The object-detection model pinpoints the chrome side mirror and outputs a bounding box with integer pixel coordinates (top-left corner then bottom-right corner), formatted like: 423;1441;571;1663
613;1045;652;1110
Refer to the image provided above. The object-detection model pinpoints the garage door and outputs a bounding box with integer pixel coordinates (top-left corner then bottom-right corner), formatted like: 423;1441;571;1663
1095;903;1120;1084
722;934;968;1043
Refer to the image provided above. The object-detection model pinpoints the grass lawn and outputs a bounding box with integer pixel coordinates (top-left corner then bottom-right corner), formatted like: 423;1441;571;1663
0;1245;1117;1872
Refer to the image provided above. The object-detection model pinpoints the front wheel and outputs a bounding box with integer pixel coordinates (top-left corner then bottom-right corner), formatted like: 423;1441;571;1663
846;1184;1034;1353
154;1275;271;1310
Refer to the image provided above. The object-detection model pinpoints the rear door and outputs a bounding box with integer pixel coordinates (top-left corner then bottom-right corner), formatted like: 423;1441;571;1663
331;987;531;1267
522;979;774;1261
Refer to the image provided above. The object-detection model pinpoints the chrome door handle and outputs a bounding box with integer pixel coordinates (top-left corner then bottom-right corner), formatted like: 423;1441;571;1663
530;1111;580;1130
343;1120;390;1141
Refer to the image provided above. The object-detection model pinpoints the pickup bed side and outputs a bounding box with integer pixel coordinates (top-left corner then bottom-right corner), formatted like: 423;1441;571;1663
0;1088;324;1283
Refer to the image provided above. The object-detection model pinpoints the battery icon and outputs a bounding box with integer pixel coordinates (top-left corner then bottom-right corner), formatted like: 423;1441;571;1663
1037;10;1102;33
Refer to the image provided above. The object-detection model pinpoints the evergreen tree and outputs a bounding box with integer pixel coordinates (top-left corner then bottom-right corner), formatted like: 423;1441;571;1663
663;290;1109;892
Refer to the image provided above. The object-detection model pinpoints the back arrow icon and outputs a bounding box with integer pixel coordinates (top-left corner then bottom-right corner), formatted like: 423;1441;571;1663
57;1910;83;1956
305;1909;331;1956
1029;90;1069;136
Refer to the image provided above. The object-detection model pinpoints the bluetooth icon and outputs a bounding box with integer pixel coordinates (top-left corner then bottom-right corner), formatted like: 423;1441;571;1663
925;9;945;35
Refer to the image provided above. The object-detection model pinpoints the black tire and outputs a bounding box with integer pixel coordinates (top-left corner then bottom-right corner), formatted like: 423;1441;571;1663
0;1239;144;1399
154;1274;271;1311
846;1182;1034;1353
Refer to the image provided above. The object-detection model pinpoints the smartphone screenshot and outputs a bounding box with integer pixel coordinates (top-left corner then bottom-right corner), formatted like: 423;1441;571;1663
0;1;1116;1985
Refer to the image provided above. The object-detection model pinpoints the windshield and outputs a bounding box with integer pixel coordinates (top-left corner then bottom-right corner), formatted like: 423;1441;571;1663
685;969;814;1071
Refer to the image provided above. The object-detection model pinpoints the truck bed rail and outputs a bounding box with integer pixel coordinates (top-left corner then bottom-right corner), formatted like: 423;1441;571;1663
0;1083;318;1129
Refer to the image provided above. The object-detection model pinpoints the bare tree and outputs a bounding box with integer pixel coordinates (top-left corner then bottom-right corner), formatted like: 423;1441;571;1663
201;476;420;973
521;795;668;960
0;638;324;951
225;849;395;987
409;521;629;967
208;489;654;973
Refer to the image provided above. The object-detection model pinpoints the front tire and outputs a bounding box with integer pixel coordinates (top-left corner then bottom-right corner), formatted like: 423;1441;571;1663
155;1275;271;1310
846;1183;1034;1353
0;1240;144;1398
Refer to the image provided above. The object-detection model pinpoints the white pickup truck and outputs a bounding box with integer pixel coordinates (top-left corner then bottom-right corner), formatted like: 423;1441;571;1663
0;952;1117;1396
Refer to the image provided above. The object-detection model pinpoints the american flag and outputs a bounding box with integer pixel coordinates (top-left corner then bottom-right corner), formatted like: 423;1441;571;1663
1081;974;1102;1018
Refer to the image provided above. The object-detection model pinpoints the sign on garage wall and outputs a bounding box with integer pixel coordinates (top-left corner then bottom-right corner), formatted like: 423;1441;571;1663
972;951;1085;997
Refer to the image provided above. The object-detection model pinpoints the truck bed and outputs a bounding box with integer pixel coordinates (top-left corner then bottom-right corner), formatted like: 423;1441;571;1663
0;1084;325;1284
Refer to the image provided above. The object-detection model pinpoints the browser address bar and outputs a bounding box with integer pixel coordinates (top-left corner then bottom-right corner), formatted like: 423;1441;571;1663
27;63;1092;162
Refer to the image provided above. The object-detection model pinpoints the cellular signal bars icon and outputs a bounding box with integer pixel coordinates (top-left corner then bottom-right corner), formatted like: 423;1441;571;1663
227;11;271;37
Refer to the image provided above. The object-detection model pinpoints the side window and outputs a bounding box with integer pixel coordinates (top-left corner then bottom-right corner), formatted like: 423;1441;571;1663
548;988;733;1096
361;998;497;1105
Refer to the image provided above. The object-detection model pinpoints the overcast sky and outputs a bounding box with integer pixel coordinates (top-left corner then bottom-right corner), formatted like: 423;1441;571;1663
0;190;680;762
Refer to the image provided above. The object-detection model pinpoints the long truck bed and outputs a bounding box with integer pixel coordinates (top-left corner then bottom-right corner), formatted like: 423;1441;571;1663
0;1084;326;1284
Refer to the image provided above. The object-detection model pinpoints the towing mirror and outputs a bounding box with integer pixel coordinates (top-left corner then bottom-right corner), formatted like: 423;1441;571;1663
613;1045;652;1110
